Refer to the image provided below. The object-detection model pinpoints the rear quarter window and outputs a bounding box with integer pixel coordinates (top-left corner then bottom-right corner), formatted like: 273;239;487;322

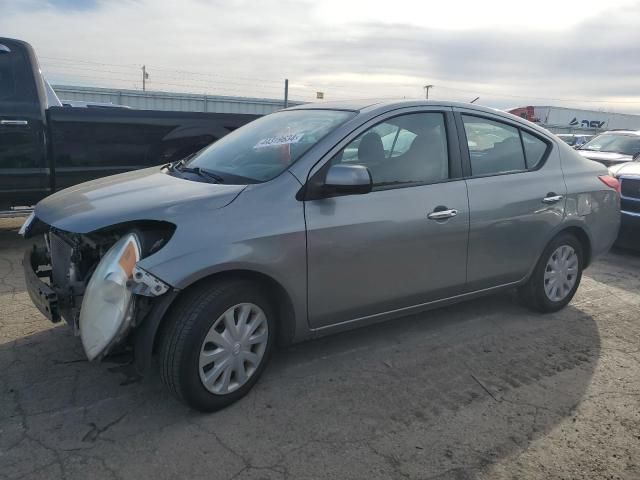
521;131;549;169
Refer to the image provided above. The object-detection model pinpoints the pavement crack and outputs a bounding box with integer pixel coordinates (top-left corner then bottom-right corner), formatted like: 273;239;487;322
82;411;129;443
470;373;500;402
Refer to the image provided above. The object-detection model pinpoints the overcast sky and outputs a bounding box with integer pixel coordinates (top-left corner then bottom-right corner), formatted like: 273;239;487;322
2;0;640;112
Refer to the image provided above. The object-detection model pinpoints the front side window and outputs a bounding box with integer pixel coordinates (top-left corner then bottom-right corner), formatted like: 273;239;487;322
188;109;354;183
462;115;526;176
333;112;449;187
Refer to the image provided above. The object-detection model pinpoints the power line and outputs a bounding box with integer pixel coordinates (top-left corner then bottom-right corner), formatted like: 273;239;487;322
43;65;286;94
39;54;285;87
39;54;640;106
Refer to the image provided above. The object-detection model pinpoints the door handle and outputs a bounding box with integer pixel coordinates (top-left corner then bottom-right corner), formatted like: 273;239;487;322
0;119;29;126
542;194;563;204
427;208;458;220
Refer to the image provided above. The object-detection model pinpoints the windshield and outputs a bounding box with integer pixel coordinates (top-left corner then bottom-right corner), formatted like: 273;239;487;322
187;109;355;183
580;133;640;156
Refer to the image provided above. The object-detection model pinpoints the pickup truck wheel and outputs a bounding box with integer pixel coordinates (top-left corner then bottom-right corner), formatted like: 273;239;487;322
518;233;583;313
159;279;275;412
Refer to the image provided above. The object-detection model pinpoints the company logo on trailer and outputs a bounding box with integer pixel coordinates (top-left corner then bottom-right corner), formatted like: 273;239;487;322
569;117;605;129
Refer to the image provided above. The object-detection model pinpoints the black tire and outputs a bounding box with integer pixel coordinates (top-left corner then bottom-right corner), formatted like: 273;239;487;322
159;279;275;412
518;233;584;313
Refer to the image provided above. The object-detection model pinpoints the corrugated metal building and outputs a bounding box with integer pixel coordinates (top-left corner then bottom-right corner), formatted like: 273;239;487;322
52;85;303;115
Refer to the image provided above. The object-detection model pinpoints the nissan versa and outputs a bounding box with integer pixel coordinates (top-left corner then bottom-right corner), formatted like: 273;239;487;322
21;100;620;411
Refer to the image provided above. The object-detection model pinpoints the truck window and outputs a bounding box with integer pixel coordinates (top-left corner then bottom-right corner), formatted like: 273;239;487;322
0;49;16;101
0;43;38;104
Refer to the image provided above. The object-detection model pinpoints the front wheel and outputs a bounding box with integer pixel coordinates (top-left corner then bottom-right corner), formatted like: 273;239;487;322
159;279;275;412
518;233;584;313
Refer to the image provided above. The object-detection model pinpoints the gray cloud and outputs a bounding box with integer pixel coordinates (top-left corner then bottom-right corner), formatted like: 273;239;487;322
1;0;639;111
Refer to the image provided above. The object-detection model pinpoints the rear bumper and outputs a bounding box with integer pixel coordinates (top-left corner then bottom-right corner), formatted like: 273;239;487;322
23;247;61;323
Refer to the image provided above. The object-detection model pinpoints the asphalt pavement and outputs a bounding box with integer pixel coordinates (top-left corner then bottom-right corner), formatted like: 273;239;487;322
1;217;639;480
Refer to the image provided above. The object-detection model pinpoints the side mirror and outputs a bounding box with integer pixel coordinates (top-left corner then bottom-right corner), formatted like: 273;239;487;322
324;164;372;196
0;44;11;54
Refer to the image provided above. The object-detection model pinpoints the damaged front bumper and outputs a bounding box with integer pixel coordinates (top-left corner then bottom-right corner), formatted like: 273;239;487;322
23;246;61;324
23;233;173;363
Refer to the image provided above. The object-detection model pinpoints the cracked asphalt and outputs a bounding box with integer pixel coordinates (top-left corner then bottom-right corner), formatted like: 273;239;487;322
1;217;639;480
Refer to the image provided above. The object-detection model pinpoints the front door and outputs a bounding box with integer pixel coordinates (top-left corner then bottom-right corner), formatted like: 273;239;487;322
0;40;48;207
305;110;469;329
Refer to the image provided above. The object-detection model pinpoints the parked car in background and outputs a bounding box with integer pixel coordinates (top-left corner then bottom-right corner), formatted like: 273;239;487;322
0;37;258;210
557;133;593;148
577;130;640;167
608;159;640;248
22;100;620;411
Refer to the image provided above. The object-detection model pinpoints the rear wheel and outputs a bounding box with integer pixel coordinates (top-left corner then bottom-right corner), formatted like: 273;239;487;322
160;279;275;412
518;233;583;313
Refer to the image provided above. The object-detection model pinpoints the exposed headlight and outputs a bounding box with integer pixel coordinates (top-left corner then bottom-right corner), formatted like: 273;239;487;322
79;233;141;360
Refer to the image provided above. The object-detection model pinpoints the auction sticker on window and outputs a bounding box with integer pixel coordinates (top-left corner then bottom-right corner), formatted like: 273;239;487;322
254;133;303;149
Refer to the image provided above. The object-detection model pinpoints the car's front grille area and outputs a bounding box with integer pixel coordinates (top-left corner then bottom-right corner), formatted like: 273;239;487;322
621;177;640;199
621;177;640;214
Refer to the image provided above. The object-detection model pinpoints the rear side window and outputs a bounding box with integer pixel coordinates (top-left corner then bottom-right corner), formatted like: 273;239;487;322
0;43;37;104
521;131;548;169
0;49;16;101
462;115;526;176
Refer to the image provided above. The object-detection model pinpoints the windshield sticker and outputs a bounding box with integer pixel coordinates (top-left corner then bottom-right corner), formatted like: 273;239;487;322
254;133;303;149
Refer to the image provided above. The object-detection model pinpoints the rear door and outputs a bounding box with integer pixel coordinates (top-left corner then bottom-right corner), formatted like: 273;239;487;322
305;108;470;329
455;109;566;291
0;39;48;207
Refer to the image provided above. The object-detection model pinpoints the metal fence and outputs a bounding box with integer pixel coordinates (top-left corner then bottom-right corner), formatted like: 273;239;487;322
52;85;303;115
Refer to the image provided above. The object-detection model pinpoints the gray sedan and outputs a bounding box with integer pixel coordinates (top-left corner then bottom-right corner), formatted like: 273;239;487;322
22;100;620;411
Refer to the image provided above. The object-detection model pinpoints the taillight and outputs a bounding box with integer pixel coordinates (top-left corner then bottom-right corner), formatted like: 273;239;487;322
599;175;621;194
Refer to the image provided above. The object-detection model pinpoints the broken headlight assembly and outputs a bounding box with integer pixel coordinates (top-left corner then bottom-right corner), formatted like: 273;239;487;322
79;233;142;360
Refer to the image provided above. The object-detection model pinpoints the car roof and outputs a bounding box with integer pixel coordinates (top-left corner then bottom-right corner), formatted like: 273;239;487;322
286;98;504;114
600;130;640;135
286;99;553;138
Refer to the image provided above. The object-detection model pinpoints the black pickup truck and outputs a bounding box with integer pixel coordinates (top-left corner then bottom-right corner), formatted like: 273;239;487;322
0;37;259;209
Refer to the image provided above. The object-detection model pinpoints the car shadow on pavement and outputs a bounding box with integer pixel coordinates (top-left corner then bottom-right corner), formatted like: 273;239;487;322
0;288;601;480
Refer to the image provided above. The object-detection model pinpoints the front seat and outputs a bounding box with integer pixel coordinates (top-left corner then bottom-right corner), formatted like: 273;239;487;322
356;132;385;183
357;132;385;165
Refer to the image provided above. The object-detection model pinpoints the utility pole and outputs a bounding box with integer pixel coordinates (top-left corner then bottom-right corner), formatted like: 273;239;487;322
284;79;289;108
423;84;434;100
142;65;149;92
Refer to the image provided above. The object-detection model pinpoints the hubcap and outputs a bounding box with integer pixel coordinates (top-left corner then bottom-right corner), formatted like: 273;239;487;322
543;245;578;302
199;303;269;395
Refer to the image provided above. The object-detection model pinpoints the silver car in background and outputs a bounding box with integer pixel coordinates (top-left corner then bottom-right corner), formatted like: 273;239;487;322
577;130;640;167
22;100;620;411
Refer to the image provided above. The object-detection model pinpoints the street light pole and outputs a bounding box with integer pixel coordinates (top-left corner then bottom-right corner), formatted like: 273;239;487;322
142;65;148;92
284;78;289;108
423;84;434;99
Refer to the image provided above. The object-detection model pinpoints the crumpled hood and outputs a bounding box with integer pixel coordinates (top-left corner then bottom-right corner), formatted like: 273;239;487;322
578;150;634;165
609;161;640;177
35;167;246;233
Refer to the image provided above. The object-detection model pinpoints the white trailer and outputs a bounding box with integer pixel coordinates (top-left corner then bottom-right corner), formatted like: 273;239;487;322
508;106;640;134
